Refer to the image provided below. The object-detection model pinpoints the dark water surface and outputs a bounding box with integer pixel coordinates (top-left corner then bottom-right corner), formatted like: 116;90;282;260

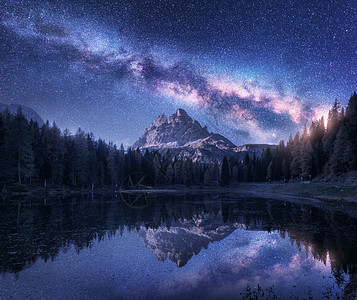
1;192;357;299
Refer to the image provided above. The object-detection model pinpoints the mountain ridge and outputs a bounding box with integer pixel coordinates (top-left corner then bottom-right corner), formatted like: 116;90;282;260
0;102;44;126
133;108;276;162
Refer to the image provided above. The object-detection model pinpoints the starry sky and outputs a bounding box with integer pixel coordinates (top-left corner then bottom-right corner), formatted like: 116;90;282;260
0;0;356;146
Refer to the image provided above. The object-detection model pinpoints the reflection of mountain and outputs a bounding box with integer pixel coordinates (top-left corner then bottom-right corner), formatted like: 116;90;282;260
1;192;357;298
139;214;242;267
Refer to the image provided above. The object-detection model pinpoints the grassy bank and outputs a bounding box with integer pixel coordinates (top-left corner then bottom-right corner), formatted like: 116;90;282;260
231;182;357;202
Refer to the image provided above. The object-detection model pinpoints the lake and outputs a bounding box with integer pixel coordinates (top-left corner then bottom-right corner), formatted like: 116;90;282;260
0;192;357;299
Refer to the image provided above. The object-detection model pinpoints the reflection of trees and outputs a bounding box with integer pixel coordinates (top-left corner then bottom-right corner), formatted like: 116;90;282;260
1;193;357;290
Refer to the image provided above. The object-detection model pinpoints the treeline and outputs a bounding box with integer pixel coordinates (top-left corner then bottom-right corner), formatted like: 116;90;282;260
0;92;356;188
220;92;357;184
0;108;211;188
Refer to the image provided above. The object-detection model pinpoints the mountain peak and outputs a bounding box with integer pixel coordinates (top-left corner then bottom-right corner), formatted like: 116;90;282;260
175;108;188;117
132;108;237;161
168;108;191;124
152;113;167;127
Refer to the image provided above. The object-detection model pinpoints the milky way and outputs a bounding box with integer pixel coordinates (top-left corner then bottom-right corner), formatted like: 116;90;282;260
0;0;356;145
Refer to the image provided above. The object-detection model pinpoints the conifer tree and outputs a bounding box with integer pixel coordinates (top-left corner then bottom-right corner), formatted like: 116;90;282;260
74;128;88;188
345;92;357;169
107;143;119;186
0;113;13;183
300;125;313;179
8;108;35;184
203;168;211;186
87;133;98;191
231;165;238;184
290;132;301;178
323;100;341;170
165;162;174;185
329;122;354;174
220;156;230;186
46;122;65;185
281;159;289;181
266;161;273;182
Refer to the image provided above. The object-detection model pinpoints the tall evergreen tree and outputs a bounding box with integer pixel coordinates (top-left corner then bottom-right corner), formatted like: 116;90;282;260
74;128;88;188
8;108;34;184
329;122;354;174
220;156;230;186
345;92;357;169
203;168;211;186
87;133;98;191
266;161;273;182
107;143;119;186
323;99;341;171
300;125;313;179
290;132;301;178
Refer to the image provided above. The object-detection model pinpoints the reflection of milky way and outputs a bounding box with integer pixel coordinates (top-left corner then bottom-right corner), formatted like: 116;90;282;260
145;230;340;300
0;0;355;144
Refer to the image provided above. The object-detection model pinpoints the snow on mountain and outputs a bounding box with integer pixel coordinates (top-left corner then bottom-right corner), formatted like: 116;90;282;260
132;108;237;162
132;108;275;162
133;108;212;148
233;144;277;157
0;103;44;126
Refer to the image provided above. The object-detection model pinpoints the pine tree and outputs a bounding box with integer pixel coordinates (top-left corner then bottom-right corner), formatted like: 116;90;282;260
300;125;313;179
309;117;325;177
62;129;74;186
46;122;65;185
203;168;211;186
290;132;301;178
266;161;273;182
220;156;230;186
152;153;162;185
8;108;35;184
300;139;313;179
180;161;188;186
345;92;357;169
281;159;289;181
87;133;98;191
97;139;109;186
118;143;125;184
29;120;42;183
0;113;13;183
231;166;238;184
323;100;341;171
165;162;174;185
74;128;88;188
329;122;354;174
107;143;119;186
192;161;201;185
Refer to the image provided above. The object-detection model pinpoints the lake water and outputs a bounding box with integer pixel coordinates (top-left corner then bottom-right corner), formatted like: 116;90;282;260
1;192;357;299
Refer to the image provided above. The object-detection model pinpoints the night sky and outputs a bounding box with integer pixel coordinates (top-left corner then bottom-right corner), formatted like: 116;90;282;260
0;0;356;146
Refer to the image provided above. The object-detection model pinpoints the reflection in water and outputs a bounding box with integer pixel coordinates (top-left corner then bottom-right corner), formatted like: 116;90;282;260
0;193;357;299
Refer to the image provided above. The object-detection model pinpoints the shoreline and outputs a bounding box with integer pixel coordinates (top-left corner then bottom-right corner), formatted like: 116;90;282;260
3;182;357;220
3;182;357;202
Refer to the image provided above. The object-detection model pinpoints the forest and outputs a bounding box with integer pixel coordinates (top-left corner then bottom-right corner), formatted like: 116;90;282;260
0;92;356;189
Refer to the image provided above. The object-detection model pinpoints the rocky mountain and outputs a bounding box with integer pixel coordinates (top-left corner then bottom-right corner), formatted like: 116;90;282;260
0;102;44;126
138;212;244;267
133;108;275;162
138;210;267;267
233;144;277;157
